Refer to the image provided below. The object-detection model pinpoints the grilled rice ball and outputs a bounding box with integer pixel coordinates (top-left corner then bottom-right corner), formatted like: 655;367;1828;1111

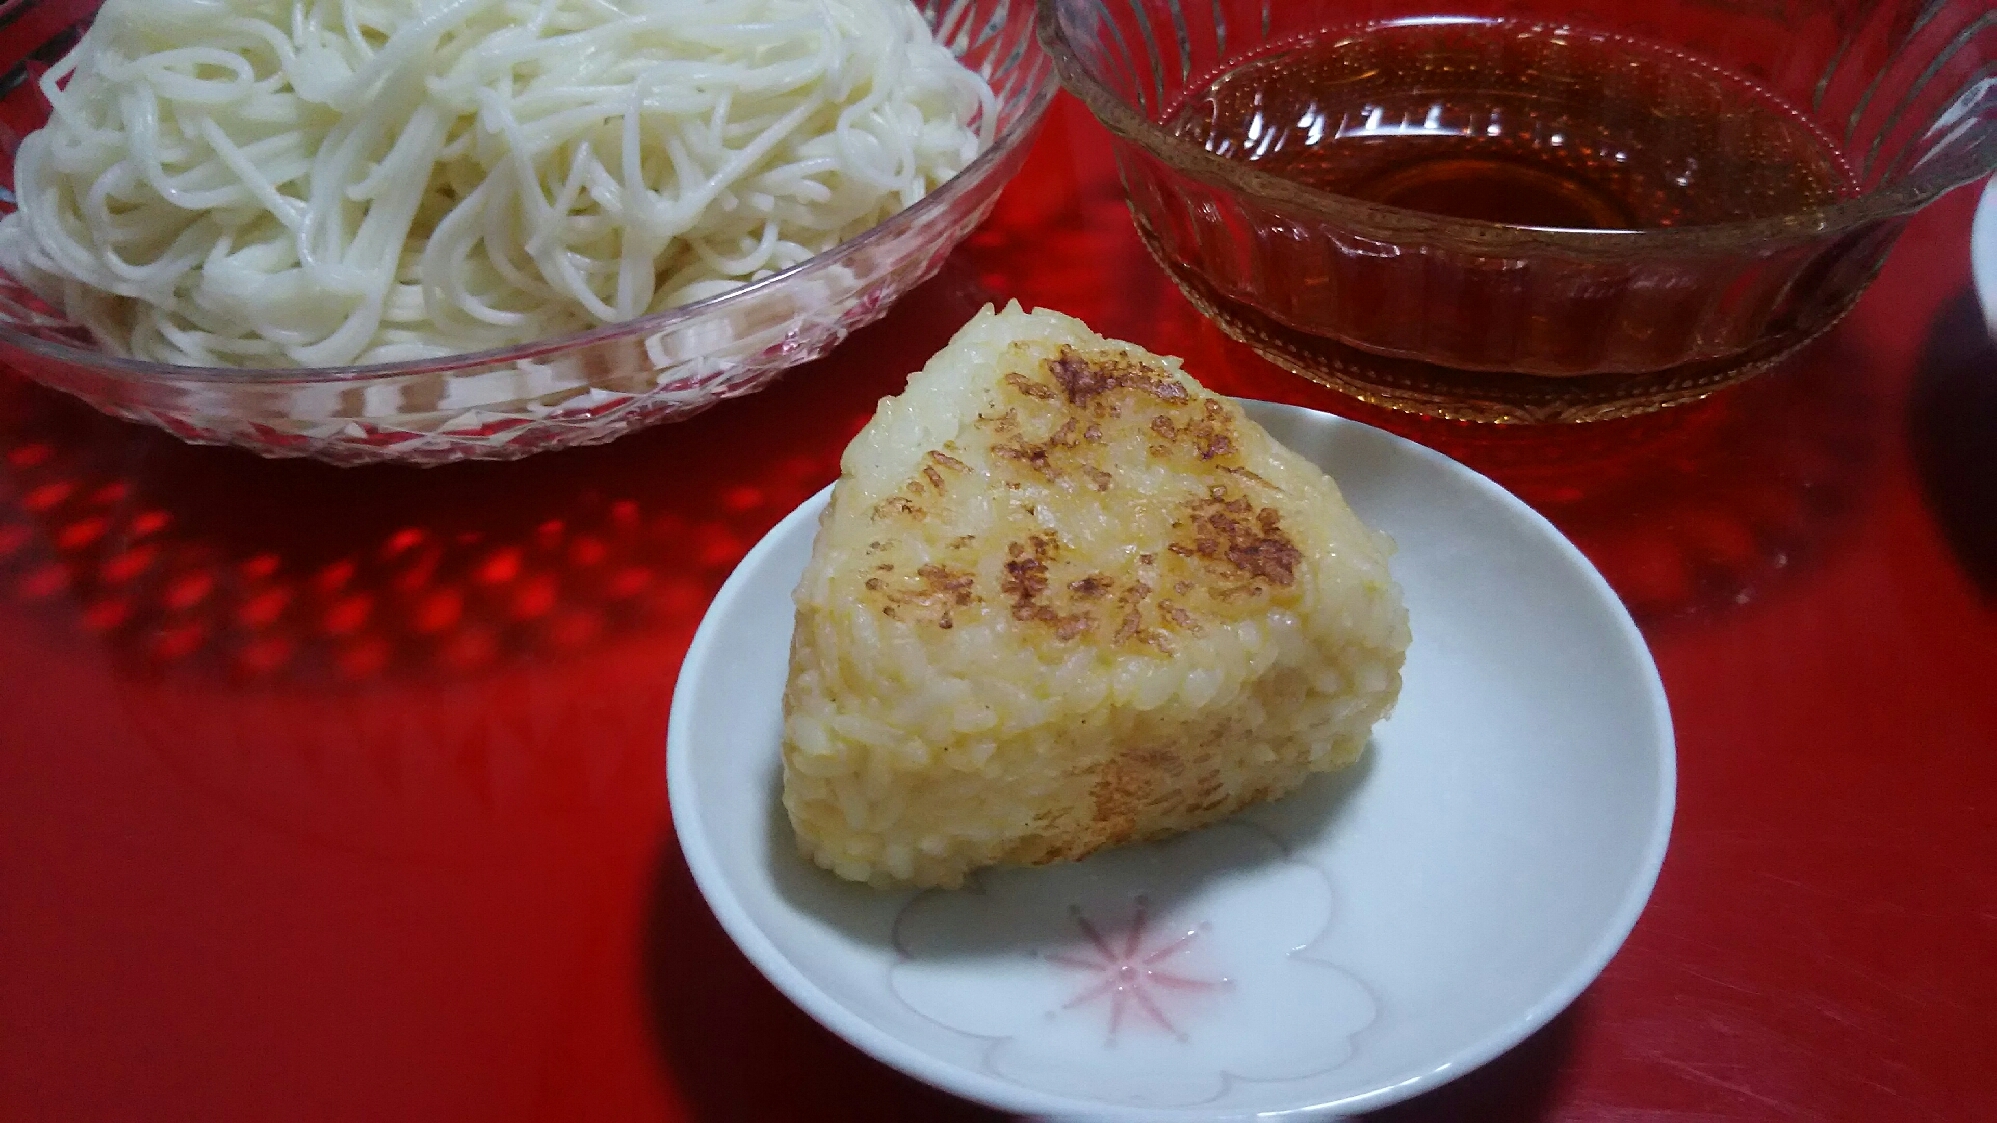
782;303;1409;887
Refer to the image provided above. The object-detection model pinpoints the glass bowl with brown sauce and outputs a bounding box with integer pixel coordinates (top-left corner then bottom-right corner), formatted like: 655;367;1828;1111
1038;0;1995;422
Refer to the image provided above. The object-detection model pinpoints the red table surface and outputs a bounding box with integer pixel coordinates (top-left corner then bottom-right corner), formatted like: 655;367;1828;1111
1;96;1992;1123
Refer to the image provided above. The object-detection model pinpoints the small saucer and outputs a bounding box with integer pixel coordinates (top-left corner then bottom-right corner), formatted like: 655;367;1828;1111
1972;174;1997;339
668;401;1674;1119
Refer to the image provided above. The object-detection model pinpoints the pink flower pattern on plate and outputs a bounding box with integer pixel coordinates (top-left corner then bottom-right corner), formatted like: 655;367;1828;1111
1050;897;1229;1045
887;820;1376;1108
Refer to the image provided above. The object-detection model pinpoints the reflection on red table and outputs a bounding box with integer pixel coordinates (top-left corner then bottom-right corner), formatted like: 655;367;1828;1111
1;96;1993;1122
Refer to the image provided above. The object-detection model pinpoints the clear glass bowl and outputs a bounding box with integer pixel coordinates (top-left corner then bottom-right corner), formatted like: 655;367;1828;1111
0;0;1054;464
1039;0;1995;422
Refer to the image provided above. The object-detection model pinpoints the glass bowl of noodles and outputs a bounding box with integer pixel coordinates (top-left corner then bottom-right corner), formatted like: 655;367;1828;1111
0;0;1054;465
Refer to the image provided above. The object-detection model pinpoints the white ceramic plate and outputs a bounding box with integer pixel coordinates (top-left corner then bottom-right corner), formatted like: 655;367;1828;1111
1973;174;1997;340
668;401;1675;1120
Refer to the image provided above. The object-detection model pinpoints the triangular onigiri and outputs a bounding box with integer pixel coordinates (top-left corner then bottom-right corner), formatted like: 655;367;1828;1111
783;303;1409;887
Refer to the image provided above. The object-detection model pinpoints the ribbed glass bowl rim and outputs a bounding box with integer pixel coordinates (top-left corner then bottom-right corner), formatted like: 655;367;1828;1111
1035;0;1997;260
0;65;1057;387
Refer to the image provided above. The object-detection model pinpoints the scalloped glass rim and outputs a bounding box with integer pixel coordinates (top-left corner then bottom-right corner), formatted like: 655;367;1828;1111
0;62;1058;386
1034;2;1997;260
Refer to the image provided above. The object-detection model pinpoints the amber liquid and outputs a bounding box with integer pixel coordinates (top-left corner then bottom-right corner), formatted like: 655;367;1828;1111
1146;18;1861;406
1167;19;1854;231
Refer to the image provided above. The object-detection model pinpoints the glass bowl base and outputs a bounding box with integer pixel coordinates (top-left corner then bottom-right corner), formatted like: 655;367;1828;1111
1137;218;1873;425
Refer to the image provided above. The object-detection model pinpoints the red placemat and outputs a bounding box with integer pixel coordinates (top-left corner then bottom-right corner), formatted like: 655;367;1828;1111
1;94;1991;1122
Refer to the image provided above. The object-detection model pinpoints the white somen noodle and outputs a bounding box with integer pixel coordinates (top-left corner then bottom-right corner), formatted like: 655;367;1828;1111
0;0;994;367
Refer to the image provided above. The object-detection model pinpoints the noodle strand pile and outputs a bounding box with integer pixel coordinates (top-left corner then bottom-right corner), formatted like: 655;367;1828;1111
0;0;994;367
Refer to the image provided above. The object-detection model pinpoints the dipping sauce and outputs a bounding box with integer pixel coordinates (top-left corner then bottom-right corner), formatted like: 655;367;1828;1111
1136;16;1863;386
1166;18;1853;231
